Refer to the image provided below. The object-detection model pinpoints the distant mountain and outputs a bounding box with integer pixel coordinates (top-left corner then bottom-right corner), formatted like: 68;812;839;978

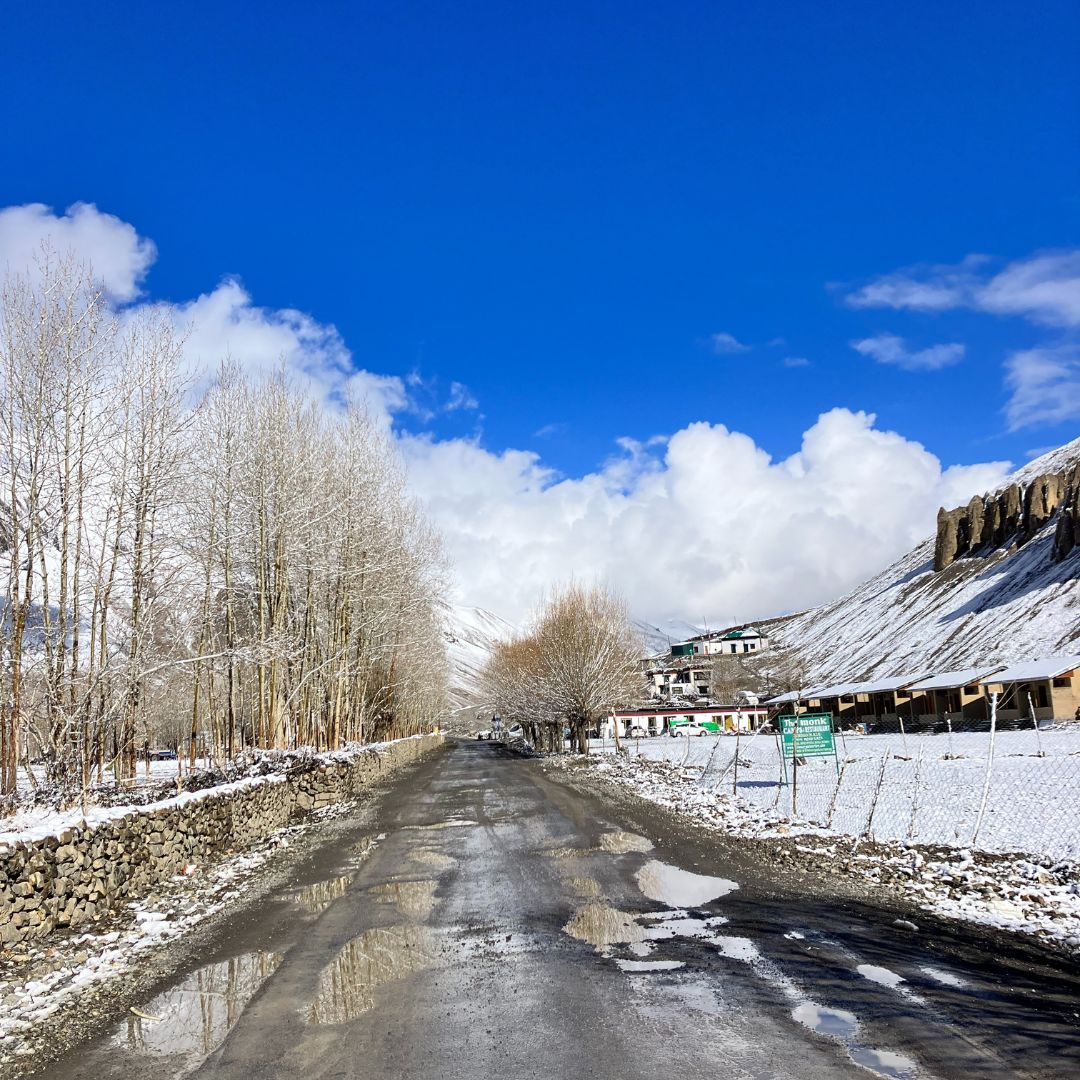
763;438;1080;683
442;604;517;715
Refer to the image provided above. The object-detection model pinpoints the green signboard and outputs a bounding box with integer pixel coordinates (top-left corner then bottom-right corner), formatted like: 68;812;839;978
779;713;835;758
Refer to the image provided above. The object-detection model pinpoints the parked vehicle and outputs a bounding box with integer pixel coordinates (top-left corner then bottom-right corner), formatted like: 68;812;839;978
669;719;720;737
627;725;650;738
476;730;492;740
148;748;178;761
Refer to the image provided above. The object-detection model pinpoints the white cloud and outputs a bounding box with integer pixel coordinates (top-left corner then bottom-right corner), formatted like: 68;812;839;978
783;356;811;368
0;201;157;303
979;251;1080;328
851;333;965;371
403;409;1010;624
0;200;1017;627
446;381;479;411
710;331;750;354
1004;345;1080;431
846;250;1080;328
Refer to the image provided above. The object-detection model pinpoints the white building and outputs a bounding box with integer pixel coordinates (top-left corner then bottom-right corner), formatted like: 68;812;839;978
673;627;770;658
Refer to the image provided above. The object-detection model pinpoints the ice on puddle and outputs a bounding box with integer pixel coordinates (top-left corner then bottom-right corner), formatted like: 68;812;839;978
856;963;905;990
616;959;685;973
919;965;967;988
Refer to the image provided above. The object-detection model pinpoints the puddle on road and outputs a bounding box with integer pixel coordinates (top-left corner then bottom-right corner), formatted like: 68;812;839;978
850;1047;918;1078
635;860;739;907
372;878;439;920
411;849;457;872
792;1003;859;1039
598;830;653;854
295;875;353;915
114;950;282;1069
563;903;649;951
567;877;602;899
307;925;439;1024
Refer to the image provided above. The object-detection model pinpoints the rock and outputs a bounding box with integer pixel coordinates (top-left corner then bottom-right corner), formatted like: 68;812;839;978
934;507;963;571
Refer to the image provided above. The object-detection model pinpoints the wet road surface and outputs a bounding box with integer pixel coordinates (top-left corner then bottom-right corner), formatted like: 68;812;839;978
40;740;1080;1079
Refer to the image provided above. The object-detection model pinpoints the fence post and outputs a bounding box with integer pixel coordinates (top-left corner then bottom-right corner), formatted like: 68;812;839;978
1028;692;1044;757
907;751;923;842
790;720;800;817
826;759;848;829
865;747;892;842
733;724;741;797
971;691;999;848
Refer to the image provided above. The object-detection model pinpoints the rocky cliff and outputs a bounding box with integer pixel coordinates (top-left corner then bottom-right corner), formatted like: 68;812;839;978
762;438;1080;683
934;462;1080;571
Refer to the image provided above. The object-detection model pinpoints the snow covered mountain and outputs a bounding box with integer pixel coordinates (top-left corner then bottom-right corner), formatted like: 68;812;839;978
442;604;517;715
764;438;1080;683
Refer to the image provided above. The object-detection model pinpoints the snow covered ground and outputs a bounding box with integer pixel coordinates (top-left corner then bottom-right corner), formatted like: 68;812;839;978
569;749;1080;952
588;725;1080;862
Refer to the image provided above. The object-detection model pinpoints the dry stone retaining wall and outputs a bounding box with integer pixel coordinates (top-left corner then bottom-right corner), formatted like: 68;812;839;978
0;735;443;947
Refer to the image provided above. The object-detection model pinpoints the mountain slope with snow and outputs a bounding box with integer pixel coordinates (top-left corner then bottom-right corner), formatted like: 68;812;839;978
442;604;517;712
768;438;1080;682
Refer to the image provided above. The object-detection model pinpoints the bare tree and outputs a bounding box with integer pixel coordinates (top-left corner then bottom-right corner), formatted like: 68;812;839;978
483;583;645;753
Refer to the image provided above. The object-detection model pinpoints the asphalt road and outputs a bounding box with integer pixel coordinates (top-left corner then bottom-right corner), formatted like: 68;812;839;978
38;740;1080;1079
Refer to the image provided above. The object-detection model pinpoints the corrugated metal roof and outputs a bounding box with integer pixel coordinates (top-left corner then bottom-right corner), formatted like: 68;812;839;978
848;673;927;694
765;686;826;704
809;681;864;699
908;666;1004;691
980;656;1080;684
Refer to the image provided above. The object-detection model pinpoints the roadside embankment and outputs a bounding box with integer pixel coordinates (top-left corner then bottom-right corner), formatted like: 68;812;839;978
0;735;444;949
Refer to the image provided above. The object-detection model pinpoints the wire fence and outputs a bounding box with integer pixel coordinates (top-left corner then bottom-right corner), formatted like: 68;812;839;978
613;718;1080;862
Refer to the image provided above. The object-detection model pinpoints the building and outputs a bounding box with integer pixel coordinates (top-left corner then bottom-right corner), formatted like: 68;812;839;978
607;704;770;737
671;627;769;658
903;667;1005;724
643;664;711;700
980;656;1080;722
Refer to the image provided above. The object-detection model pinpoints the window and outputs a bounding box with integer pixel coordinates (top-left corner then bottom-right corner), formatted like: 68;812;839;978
730;644;737;654
963;685;979;695
749;643;756;650
1054;677;1072;688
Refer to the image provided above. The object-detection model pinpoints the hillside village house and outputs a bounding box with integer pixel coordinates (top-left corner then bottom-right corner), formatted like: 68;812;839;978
980;657;1080;722
644;664;711;699
671;627;770;658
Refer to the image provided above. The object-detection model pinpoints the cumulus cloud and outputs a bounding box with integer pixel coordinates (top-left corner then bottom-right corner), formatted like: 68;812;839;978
851;333;965;371
402;410;1010;624
0;200;1017;626
845;250;1080;328
710;331;750;354
1004;345;1080;431
0;201;157;302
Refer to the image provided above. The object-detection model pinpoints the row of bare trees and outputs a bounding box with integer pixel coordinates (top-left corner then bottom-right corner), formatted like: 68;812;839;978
482;584;643;752
0;254;448;799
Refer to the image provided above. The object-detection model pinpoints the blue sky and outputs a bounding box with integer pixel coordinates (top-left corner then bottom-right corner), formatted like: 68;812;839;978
1;1;1078;621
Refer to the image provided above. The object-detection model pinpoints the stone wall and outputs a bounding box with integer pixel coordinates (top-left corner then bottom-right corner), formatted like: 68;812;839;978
933;463;1080;571
0;735;443;947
